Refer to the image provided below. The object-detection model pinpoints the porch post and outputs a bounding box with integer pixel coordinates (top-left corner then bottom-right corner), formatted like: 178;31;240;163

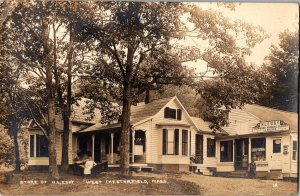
132;129;135;163
110;133;114;164
92;134;95;161
248;138;251;164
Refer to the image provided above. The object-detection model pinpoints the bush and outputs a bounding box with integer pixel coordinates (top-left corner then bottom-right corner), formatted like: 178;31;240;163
0;126;14;167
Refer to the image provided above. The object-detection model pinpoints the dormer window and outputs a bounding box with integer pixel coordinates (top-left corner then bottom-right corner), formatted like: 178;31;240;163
164;107;182;120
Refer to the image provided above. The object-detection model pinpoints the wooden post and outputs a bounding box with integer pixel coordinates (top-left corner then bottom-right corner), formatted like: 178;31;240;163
92;134;95;161
132;129;135;163
248;137;251;164
111;133;114;164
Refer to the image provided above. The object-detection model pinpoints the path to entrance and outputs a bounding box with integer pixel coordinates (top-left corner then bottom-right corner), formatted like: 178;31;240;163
136;172;298;195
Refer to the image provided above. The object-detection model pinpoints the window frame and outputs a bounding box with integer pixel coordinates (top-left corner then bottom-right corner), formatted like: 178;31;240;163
164;107;182;120
292;140;298;161
220;140;233;162
272;138;281;154
207;138;216;157
29;134;49;158
182;130;188;156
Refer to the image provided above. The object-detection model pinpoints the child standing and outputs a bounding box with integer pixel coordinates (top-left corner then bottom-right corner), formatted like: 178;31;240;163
84;156;97;178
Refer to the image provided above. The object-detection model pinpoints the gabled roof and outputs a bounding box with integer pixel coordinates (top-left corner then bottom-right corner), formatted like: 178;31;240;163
130;97;173;125
243;104;298;132
78;97;173;133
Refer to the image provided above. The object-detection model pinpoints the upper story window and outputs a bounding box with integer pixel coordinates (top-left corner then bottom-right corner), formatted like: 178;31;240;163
164;107;182;120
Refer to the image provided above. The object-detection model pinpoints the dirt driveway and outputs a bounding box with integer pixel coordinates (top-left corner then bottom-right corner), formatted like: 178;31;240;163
136;172;298;195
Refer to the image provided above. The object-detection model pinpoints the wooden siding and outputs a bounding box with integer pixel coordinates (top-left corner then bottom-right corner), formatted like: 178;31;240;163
141;98;197;164
222;109;259;135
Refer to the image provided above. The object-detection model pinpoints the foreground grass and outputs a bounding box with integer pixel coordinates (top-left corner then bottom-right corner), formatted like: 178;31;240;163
0;171;201;195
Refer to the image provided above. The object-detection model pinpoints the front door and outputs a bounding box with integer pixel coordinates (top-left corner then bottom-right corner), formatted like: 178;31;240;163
270;138;282;170
195;134;203;164
234;139;243;169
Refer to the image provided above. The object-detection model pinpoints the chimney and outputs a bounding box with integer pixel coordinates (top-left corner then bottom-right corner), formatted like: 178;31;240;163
145;89;150;104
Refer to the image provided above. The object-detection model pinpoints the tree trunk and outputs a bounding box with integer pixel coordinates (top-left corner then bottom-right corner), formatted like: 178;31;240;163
47;98;60;180
119;81;132;176
61;24;73;172
11;126;21;172
61;114;69;172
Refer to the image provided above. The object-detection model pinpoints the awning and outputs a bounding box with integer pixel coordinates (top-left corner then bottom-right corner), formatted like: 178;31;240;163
79;123;121;133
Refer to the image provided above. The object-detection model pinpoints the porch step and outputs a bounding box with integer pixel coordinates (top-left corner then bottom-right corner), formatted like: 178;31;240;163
215;170;248;178
193;165;214;176
131;166;153;172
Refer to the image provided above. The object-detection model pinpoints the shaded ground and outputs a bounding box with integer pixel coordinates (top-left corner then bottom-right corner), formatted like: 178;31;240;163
137;172;298;195
0;171;200;195
0;171;298;195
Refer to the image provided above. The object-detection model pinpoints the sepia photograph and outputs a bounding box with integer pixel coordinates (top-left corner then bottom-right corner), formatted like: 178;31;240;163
0;0;298;195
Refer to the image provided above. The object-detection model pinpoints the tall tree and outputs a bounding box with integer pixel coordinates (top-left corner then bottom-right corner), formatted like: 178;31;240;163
258;30;299;112
0;0;30;172
76;2;266;174
9;1;61;179
76;2;191;175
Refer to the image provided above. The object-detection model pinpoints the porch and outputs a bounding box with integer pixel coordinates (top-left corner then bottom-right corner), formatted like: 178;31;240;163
74;125;147;166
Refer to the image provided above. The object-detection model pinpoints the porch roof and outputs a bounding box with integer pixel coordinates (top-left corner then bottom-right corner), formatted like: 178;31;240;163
79;123;121;133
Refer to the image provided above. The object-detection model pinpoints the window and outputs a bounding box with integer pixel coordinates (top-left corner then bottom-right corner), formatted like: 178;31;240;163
182;130;188;155
162;129;179;155
177;109;182;120
207;138;216;157
293;141;298;160
244;140;249;155
164;107;182;120
273;139;281;153
30;134;49;158
30;135;34;157
220;140;233;162
36;135;48;157
164;107;176;119
174;129;179;155
168;130;174;154
162;129;167;155
251;138;266;161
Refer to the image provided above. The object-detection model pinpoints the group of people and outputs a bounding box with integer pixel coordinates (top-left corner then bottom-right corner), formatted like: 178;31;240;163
74;150;97;177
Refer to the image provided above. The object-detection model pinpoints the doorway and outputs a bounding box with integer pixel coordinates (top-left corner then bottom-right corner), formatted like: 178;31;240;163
235;138;249;170
234;139;243;169
195;134;203;164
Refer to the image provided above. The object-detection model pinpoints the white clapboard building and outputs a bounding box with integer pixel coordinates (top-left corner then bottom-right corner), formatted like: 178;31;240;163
27;96;298;179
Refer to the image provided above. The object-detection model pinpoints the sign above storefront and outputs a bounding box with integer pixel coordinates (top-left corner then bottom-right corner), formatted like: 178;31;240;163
252;120;290;133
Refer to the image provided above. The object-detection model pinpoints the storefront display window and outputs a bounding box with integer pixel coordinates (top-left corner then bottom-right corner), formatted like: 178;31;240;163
251;138;266;161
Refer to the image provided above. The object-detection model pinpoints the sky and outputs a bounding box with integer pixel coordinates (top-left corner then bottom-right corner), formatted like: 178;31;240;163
185;2;299;72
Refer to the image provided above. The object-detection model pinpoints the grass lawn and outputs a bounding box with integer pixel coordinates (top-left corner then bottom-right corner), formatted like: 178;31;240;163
0;171;201;195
